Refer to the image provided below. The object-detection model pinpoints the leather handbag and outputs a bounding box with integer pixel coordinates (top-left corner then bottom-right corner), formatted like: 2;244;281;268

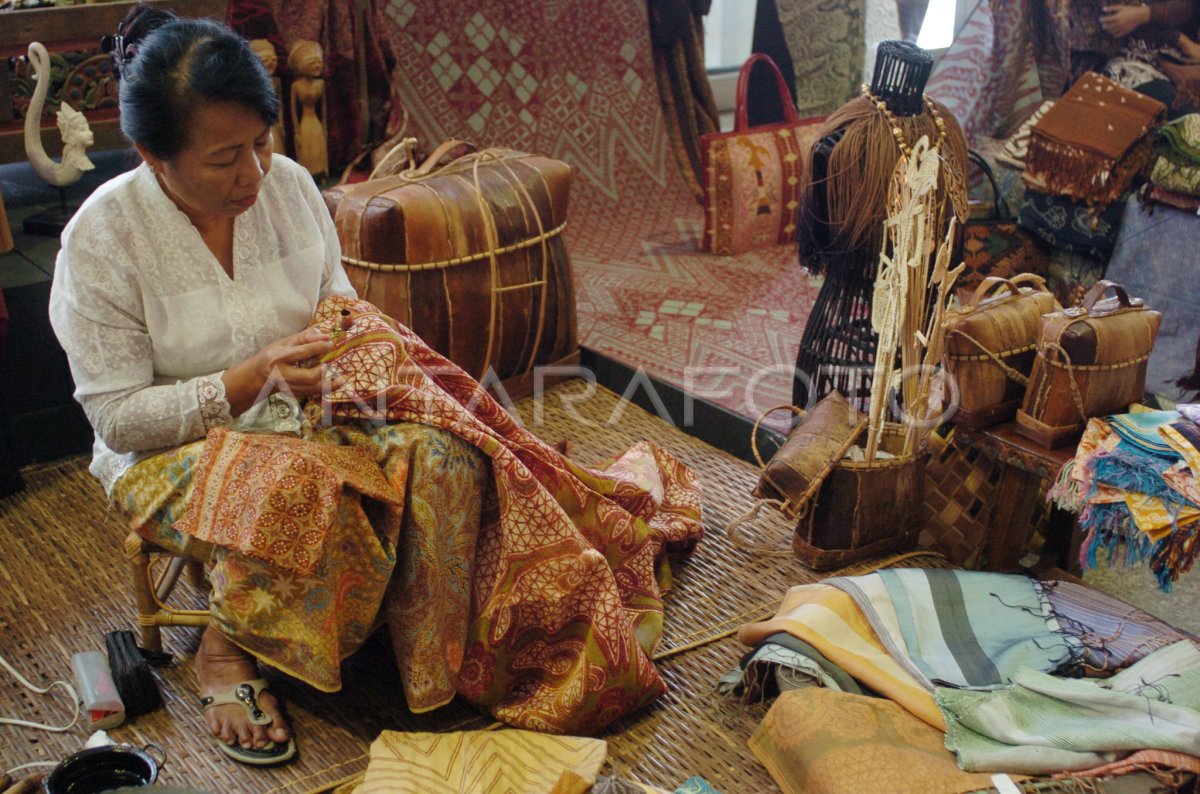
748;392;925;570
700;53;823;256
1016;280;1162;448
942;274;1060;430
322;143;578;398
959;151;1048;303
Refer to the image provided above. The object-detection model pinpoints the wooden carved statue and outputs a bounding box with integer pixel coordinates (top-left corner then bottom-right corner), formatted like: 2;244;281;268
288;39;328;178
24;41;95;188
249;38;285;155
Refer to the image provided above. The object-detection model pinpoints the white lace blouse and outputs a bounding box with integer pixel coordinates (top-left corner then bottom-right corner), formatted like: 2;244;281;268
50;154;355;494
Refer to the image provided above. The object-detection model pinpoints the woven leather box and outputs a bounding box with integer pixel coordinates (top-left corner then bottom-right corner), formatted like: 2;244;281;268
323;145;578;397
943;274;1060;430
1016;280;1161;448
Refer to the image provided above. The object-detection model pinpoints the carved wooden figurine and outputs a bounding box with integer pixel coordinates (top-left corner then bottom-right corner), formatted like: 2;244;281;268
24;41;95;188
288;39;328;178
248;39;286;155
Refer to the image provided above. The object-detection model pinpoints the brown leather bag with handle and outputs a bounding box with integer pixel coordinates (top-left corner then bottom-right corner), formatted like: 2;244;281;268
942;273;1060;430
1016;280;1161;448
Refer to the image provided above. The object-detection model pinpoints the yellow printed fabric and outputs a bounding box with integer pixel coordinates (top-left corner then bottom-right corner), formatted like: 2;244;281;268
738;584;943;729
749;688;999;794
353;729;607;794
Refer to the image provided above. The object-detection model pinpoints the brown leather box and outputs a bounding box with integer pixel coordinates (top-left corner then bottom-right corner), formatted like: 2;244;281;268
942;274;1060;430
323;145;578;397
1016;280;1161;448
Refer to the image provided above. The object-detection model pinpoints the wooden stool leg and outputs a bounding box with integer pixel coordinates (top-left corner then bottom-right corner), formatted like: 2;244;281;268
185;560;205;588
125;534;163;653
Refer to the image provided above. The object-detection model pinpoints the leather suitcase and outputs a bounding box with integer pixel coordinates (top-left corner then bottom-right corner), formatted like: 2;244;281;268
323;144;578;397
942;274;1060;430
1016;280;1161;448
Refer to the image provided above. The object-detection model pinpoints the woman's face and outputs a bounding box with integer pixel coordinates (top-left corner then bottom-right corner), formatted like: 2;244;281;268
140;101;273;224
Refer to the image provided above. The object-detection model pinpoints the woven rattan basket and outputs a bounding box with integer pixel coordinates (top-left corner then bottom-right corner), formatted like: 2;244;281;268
746;401;926;571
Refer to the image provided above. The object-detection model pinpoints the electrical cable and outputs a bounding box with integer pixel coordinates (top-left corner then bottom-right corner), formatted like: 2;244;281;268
0;649;81;732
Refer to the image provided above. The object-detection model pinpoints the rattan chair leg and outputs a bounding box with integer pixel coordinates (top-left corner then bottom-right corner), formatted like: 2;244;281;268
124;531;164;653
155;556;187;602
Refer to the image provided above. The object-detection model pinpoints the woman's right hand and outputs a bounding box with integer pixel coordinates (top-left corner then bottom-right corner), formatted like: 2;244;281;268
222;326;347;416
1100;4;1152;37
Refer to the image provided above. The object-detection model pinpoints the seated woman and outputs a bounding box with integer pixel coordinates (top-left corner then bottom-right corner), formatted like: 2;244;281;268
52;5;701;768
1099;0;1200;110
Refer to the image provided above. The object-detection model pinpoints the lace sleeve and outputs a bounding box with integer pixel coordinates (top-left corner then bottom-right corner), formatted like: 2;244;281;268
196;374;232;430
50;226;218;453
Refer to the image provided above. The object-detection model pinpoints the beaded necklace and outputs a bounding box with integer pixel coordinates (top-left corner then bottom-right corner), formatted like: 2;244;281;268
860;84;947;157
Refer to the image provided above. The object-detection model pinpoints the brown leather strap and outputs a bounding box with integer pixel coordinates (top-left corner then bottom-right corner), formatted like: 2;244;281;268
411;139;478;176
1080;279;1132;312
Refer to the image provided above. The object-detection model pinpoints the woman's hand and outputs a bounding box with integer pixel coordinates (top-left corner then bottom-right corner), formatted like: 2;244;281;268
1101;4;1152;37
1178;33;1200;61
222;326;347;416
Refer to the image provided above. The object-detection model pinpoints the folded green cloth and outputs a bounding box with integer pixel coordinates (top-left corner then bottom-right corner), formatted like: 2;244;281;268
1155;114;1200;165
937;640;1200;775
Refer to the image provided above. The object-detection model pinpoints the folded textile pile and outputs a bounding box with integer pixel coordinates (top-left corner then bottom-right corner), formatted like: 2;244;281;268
1024;72;1165;207
732;569;1200;789
995;100;1055;170
1150;114;1200;201
1050;408;1200;589
938;640;1200;774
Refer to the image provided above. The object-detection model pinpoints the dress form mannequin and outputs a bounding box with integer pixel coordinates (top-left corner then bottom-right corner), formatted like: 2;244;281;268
792;41;966;407
288;39;329;178
249;39;286;156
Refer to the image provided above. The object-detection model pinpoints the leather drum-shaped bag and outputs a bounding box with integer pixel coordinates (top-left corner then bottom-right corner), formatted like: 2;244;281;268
1016;280;1161;448
323;143;578;397
942;274;1060;430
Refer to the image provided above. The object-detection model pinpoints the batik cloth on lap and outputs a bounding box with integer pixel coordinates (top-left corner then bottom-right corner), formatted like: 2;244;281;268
937;640;1200;774
304;295;704;733
120;421;488;709
748;688;1000;794
173;427;403;576
826;569;1079;691
739;583;943;729
354;729;607;793
1023;72;1164;206
1040;579;1192;674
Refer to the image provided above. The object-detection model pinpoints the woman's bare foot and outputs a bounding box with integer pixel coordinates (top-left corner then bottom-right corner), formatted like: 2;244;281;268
195;626;290;750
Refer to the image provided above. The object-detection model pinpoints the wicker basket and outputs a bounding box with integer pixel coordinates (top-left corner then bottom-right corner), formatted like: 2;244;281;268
793;423;926;570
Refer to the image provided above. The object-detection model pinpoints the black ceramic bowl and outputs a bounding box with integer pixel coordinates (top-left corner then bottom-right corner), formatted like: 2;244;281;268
44;744;163;794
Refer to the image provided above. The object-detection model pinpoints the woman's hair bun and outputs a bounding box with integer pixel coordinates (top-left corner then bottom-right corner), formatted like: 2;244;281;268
100;3;178;79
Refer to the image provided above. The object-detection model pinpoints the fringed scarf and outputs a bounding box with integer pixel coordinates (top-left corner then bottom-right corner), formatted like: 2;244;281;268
1024;72;1165;207
1058;411;1200;591
795;95;969;275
